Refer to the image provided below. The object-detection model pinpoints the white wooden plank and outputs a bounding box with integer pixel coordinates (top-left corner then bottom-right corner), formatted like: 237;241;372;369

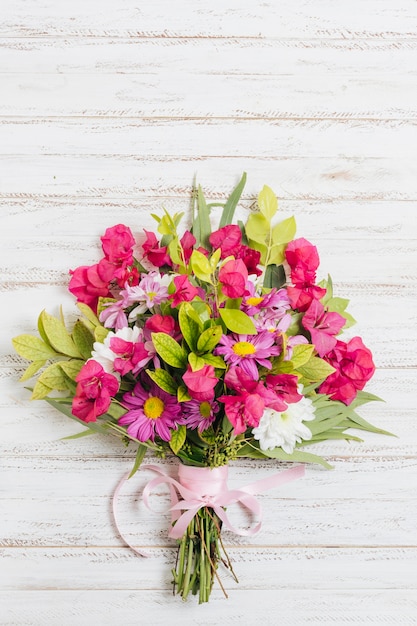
0;155;416;199
2;456;416;548
2;73;417;119
1;0;417;39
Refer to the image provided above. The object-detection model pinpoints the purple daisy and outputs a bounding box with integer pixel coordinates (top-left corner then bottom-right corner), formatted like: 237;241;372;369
214;331;281;380
242;284;290;317
120;381;183;442
182;399;220;433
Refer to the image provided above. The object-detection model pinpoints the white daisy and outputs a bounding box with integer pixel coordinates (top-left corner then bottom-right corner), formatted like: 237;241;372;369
252;395;316;454
90;326;143;375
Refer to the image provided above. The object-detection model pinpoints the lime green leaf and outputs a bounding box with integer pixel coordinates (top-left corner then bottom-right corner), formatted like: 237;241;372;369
209;247;222;272
170;425;187;455
40;310;82;358
326;296;349;314
245;213;270;245
12;334;57;361
36;362;71;393
219;172;247;228
97;297;117;318
272;216;296;245
190;249;213;283
59;360;84;381
31;379;53;400
19;360;46;382
94;325;109;343
308;415;347;436
262;447;333;469
76;303;100;327
291;344;315;369
152;332;187;368
258;184;278;221
106;402;128;420
197;325;223;353
179;303;201;351
72;321;94;360
146;368;178;395
188;352;205;371
248;239;267;264
219;309;256;335
177;385;192;402
268;243;286;265
128;444;148;478
201;353;226;368
297;356;336;381
37;312;50;345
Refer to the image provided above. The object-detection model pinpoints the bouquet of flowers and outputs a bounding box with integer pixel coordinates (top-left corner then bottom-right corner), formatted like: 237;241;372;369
13;174;388;603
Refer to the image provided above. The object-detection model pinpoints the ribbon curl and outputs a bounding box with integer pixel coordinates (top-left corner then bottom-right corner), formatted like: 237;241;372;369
113;462;305;556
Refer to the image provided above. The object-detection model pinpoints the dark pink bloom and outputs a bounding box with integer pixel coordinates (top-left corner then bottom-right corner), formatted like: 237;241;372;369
180;230;196;263
209;225;242;258
109;337;152;376
265;373;303;405
235;245;262;276
145;314;181;339
218;259;248;298
285;237;321;284
169;275;200;307
101;224;135;265
319;337;376;405
302;299;346;357
68;264;111;312
142;230;172;267
182;365;218;402
286;283;327;312
72;360;119;423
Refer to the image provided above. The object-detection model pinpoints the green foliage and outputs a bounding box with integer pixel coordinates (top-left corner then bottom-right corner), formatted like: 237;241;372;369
219;309;256;335
12;334;57;361
297;356;336;381
179;303;201;351
170;425;187;454
219;172;247;228
72;320;94;360
146;368;178;395
190;249;213;284
151;332;188;368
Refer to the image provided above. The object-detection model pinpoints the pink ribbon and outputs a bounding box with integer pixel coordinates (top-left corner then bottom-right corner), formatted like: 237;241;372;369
113;463;305;555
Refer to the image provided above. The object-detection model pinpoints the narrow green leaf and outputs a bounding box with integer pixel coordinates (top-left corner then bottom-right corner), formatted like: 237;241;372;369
197;325;223;353
170;425;187;454
219;172;247;228
61;429;97;440
308;415;347;436
152;332;188;368
262;447;333;469
146;368;178;395
12;334;57;361
258;184;278;221
72;320;94;360
263;264;286;289
128;444;148;478
343;412;396;437
19;360;46;382
219;309;256;335
209;247;222;272
106;401;128;420
40;310;82;358
197;184;212;249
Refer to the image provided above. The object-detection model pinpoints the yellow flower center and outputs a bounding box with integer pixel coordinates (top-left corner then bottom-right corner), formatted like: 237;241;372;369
232;341;256;357
199;402;212;418
246;296;263;306
147;291;157;300
143;396;165;420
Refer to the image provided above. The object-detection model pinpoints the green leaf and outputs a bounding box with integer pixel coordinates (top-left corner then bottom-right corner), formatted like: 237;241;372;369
236;443;267;459
248;239;268;264
326;296;349;314
262;447;333;469
128;444;148;478
76;303;100;326
168;236;183;267
177;385;192;402
12;334;57;361
267;243;286;265
258;184;278;221
343;411;395;437
146;368;178;395
61;428;97;441
272;216;296;245
40;310;82;358
59;360;84;381
297;356;336;381
308;415;347;436
190;249;213;283
31;379;53;400
72;321;94;360
178;303;201;351
188;352;206;371
219;172;247;228
19;360;46;382
152;332;188;368
197;325;223;353
219;309;256;335
169;425;187;454
201;353;226;368
106;401;128;420
291;344;315;369
94;325;109;343
197;185;212;249
263;264;286;289
209;247;222;272
35;362;77;396
245;213;270;245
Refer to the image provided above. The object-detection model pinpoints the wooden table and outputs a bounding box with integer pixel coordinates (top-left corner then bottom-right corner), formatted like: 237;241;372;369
1;1;416;623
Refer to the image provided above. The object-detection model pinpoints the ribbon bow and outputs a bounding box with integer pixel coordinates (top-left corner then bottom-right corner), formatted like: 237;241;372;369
113;463;305;557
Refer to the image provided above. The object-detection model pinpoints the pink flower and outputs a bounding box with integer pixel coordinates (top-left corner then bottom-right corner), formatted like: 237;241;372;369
286;283;327;312
169;275;200;307
218;259;248;298
302;299;346;357
285;237;320;284
319;337;376;405
72;360;119;423
182;399;220;432
209;225;242;258
242;283;290;317
109;336;152;376
68;264;111;312
145;314;181;340
182;365;218;402
214;331;280;380
120;380;183;442
265;374;303;405
101;224;135;265
235;245;262;276
99;299;128;330
142;230;172;267
180;230;196;263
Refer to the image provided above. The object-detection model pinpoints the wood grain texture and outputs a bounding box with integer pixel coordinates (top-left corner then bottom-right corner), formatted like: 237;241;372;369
1;0;416;623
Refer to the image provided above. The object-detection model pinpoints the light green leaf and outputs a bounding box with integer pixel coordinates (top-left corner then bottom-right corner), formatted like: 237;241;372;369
291;344;315;369
197;325;223;353
37;362;70;393
12;334;57;361
128;444;148;478
267;243;286;265
59;360;84;381
178;303;201;351
72;320;94;360
31;379;53;400
219;309;256;335
219;172;247;228
106;402;128;420
272;216;296;245
19;360;46;382
94;325;109;343
245;213;270;245
297;356;336;381
190;249;213;283
177;385;192;402
326;296;349;314
77;303;101;327
308;415;347;436
209;247;222;272
201;353;226;369
188;352;206;371
146;368;178;395
152;332;187;368
248;239;267;264
258;184;278;221
262;447;333;469
40;310;82;358
169;425;187;455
